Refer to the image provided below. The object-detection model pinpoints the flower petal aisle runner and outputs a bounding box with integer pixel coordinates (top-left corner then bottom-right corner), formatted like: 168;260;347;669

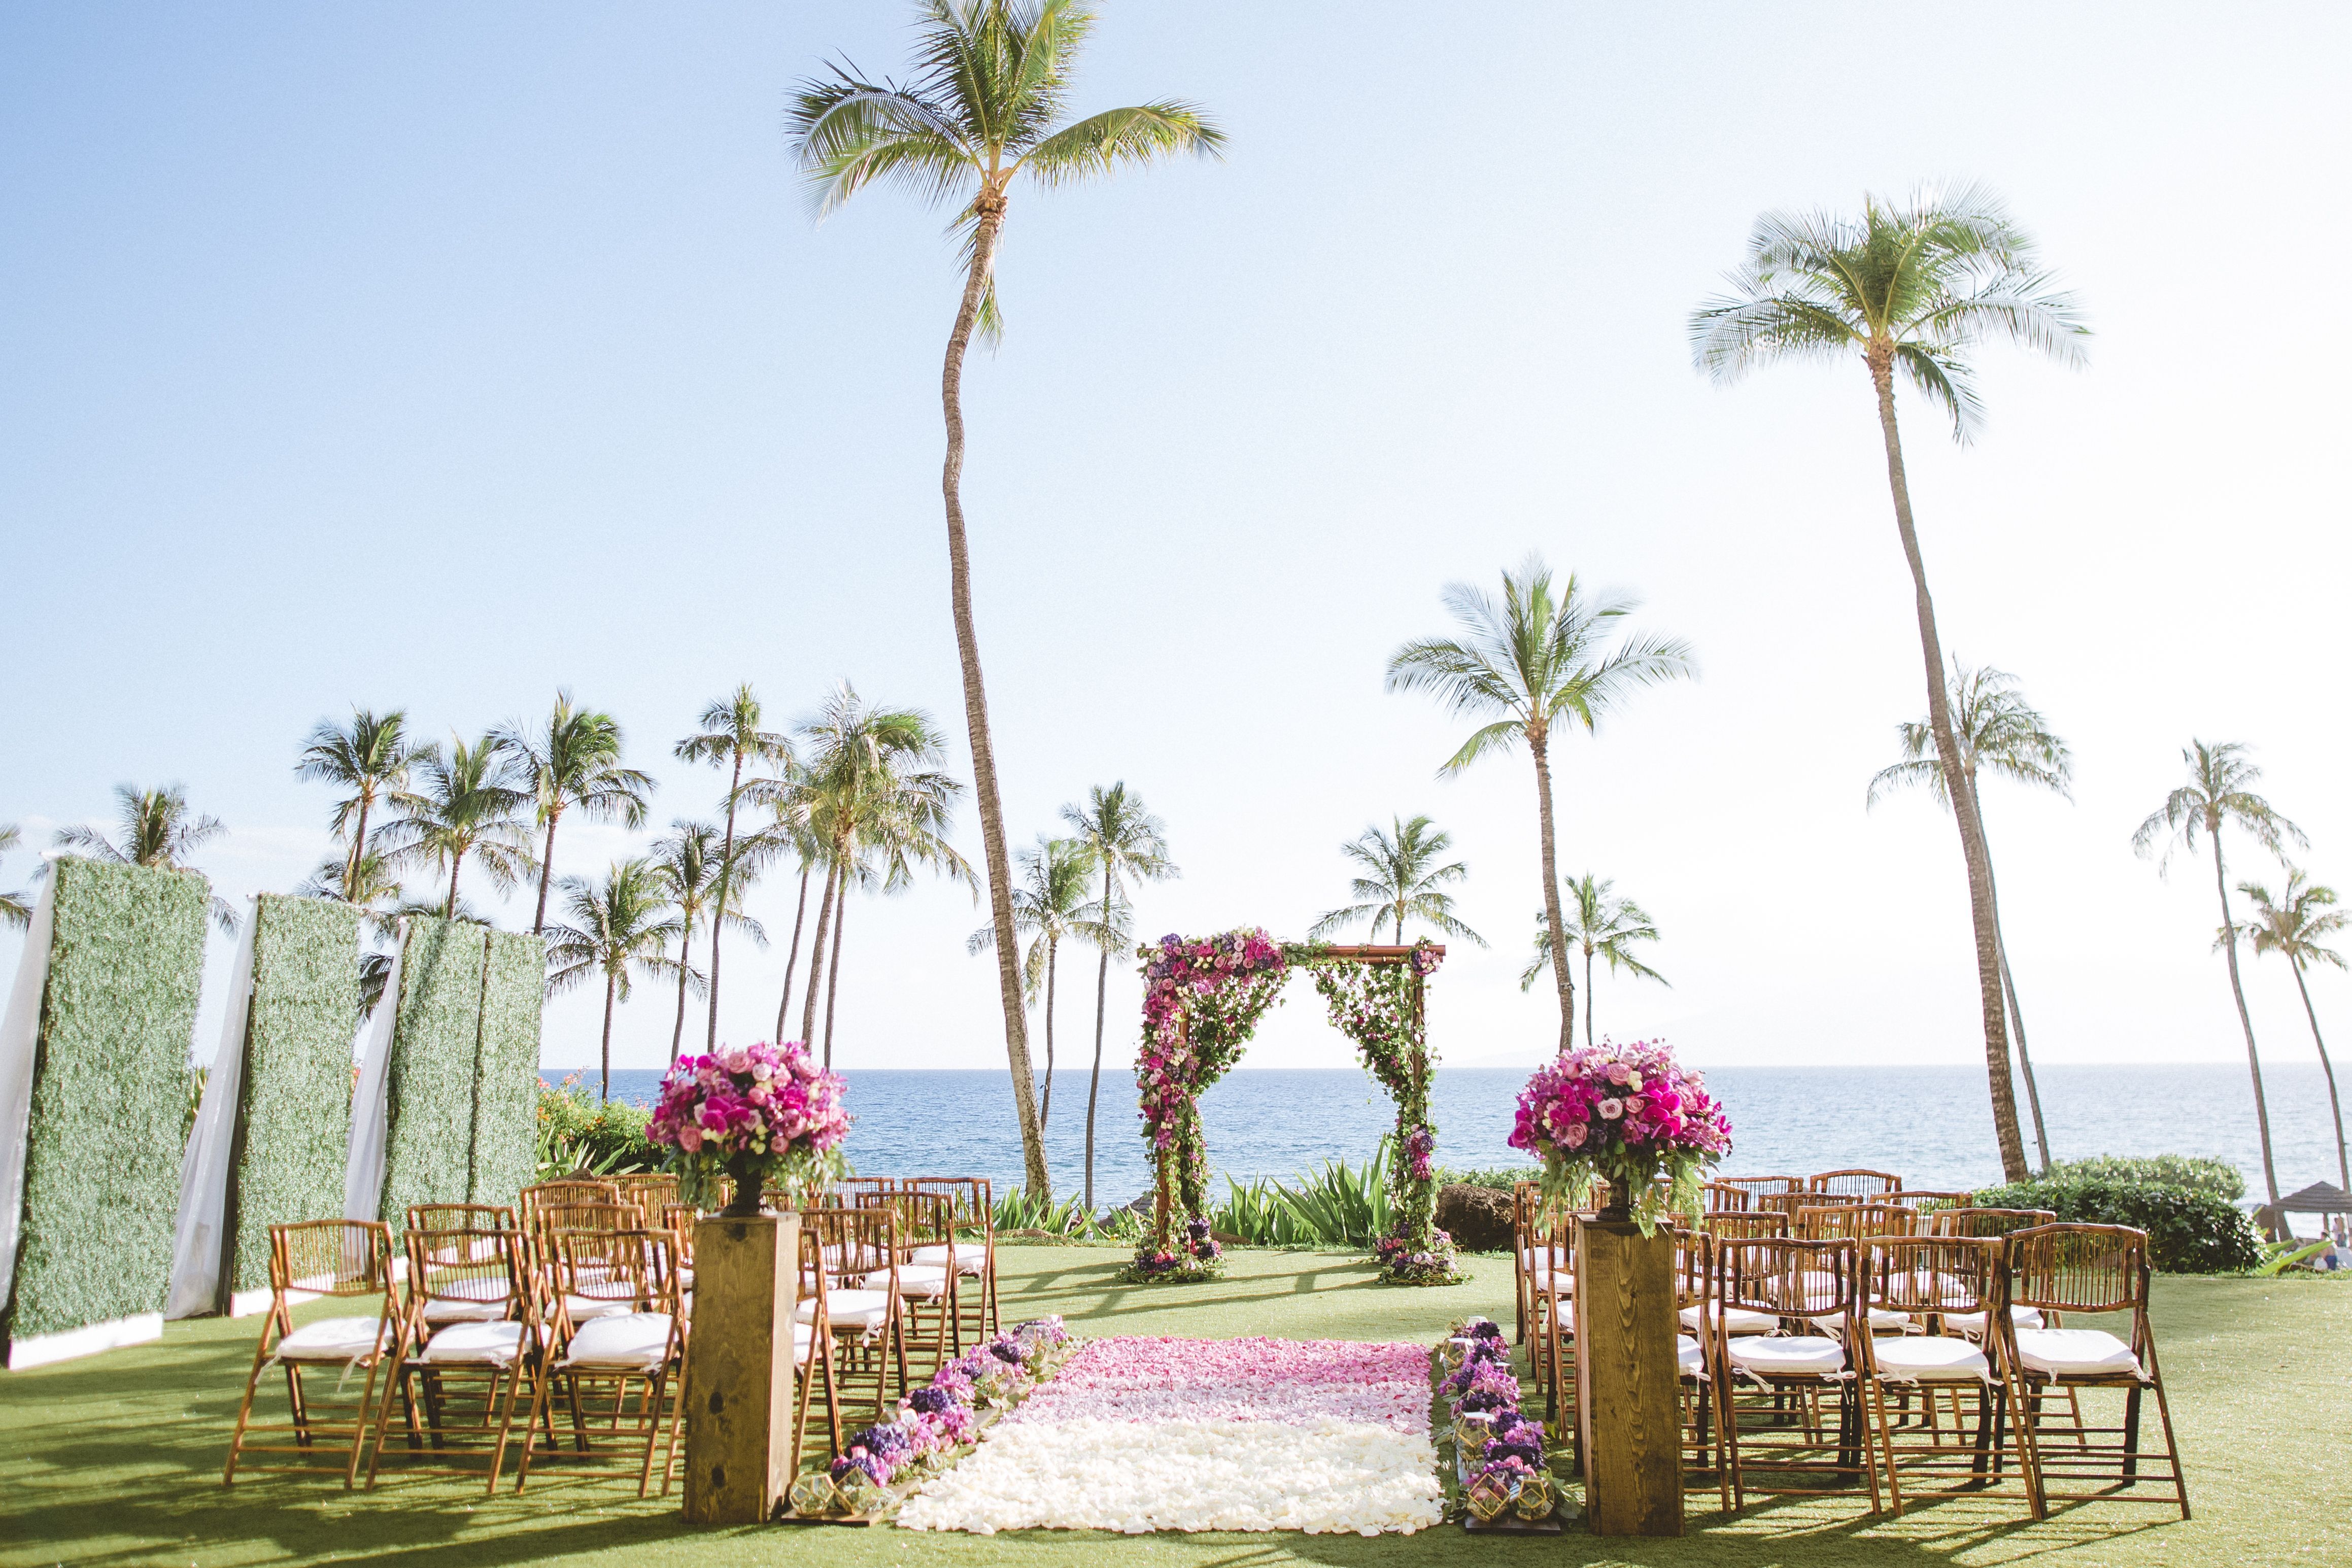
898;1337;1444;1536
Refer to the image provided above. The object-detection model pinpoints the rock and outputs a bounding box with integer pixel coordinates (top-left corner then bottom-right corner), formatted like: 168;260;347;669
1436;1183;1516;1252
1122;1191;1154;1216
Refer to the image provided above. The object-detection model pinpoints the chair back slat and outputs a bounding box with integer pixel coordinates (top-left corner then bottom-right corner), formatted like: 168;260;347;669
406;1202;515;1234
900;1175;993;1231
2008;1223;2149;1314
1796;1202;1914;1242
271;1219;391;1296
1931;1205;2057;1239
1866;1235;1999;1315
404;1227;526;1317
519;1179;622;1216
1717;1236;1857;1318
1809;1168;1903;1197
1700;1210;1790;1242
1714;1175;1804;1197
1672;1227;1712;1311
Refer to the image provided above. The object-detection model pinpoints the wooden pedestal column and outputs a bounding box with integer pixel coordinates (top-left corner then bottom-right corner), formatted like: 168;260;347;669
683;1211;801;1525
1573;1218;1684;1536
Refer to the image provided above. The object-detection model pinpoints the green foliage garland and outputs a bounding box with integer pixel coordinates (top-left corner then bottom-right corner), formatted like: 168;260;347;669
4;859;207;1342
469;929;544;1207
224;895;360;1297
378;917;483;1235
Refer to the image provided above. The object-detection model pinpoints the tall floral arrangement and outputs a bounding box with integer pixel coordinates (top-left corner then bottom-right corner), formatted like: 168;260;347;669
647;1039;851;1215
1508;1037;1729;1234
1134;929;1289;1270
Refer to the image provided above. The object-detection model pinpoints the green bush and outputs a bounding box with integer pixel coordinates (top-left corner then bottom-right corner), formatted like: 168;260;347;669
533;1078;661;1179
1433;1165;1537;1194
1208;1148;1394;1247
1979;1160;2263;1275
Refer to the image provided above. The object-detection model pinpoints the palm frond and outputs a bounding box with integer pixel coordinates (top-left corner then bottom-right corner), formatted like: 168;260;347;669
1018;100;1224;185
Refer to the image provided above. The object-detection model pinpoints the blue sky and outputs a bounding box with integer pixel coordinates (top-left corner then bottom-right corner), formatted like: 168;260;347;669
4;5;2348;1118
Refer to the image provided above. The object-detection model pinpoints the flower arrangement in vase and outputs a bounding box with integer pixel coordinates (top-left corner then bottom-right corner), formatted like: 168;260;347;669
1507;1037;1730;1235
645;1039;851;1216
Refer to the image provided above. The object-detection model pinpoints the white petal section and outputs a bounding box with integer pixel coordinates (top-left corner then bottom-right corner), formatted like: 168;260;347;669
896;1416;1444;1537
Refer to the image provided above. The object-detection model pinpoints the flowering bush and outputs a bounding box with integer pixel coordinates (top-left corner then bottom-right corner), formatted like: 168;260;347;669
645;1039;851;1210
1374;1223;1459;1286
1508;1037;1730;1234
1121;1217;1224;1284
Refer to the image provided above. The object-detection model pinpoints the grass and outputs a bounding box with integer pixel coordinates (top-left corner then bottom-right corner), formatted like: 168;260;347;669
3;1245;2345;1568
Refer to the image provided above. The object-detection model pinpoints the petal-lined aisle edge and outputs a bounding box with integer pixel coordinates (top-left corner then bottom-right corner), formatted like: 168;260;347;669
896;1337;1443;1536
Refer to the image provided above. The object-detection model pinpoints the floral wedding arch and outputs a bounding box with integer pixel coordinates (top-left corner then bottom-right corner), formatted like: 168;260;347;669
1131;928;1455;1284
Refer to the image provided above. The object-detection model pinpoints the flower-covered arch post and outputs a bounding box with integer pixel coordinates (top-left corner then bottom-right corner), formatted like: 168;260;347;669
1131;930;1457;1285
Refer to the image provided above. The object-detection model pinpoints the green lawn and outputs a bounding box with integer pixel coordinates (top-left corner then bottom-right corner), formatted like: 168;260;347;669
4;1245;2344;1568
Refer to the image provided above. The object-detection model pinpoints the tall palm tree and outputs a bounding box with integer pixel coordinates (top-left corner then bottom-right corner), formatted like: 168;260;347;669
2241;869;2350;1192
969;836;1100;1139
496;692;655;935
675;686;793;1051
1870;660;2072;1171
1059;782;1176;1209
2133;740;2306;1209
544;859;684;1101
758;789;827;1043
294;709;424;901
53;783;240;932
1692;184;2087;1181
1308;814;1485;948
1518;874;1665;1047
0;824;29;931
1387;557;1693;1054
648;821;764;1062
379;735;537;919
788;0;1222;1200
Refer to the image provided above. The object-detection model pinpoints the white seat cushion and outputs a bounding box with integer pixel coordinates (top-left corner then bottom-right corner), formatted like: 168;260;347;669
275;1315;390;1361
794;1287;891;1332
562;1312;674;1372
2015;1327;2141;1379
1871;1335;1990;1381
865;1265;951;1299
1682;1302;1777;1335
1677;1334;1705;1376
418;1320;526;1367
1527;1263;1573;1298
421;1276;513;1323
1725;1335;1845;1377
1812;1308;1913;1334
562;1293;637;1323
1944;1305;2044;1335
792;1320;819;1363
908;1244;984;1276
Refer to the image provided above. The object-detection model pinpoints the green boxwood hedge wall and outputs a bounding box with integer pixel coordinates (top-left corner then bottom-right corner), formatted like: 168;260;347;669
378;916;483;1235
469;929;545;1208
223;894;360;1297
5;858;208;1342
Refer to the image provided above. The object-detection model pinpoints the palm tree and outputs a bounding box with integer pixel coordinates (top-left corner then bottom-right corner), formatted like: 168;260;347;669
969;836;1100;1139
1;824;29;931
1059;782;1176;1209
759;790;828;1044
648;822;764;1062
2133;740;2306;1209
1387;557;1693;1054
1869;660;2072;1171
1308;814;1485;948
788;0;1222;1200
294;709;424;900
544;859;684;1101
378;735;537;919
53;783;240;932
496;692;655;935
2241;869;2350;1192
1518;874;1665;1046
675;686;793;1052
1691;184;2087;1182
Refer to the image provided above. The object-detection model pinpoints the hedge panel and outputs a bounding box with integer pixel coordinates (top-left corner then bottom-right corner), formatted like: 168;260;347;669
378;917;483;1236
5;858;208;1341
469;929;545;1207
223;894;360;1296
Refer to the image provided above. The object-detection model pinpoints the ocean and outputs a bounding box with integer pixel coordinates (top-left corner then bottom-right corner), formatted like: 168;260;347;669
541;1062;2347;1210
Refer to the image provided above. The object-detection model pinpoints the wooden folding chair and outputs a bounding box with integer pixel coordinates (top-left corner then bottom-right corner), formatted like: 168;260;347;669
857;1188;962;1366
1672;1226;1727;1508
519;1179;623;1218
1858;1236;2037;1517
1715;1175;1804;1202
367;1228;537;1492
798;1206;907;1422
1703;1181;1753;1212
2006;1224;2189;1519
517;1228;685;1496
1524;1209;1575;1429
406;1203;516;1235
223;1220;399;1487
1927;1209;2057;1339
1715;1236;1879;1513
791;1222;844;1465
901;1175;998;1341
1798;1203;1916;1243
1702;1210;1790;1243
1810;1169;1903;1198
1510;1180;1541;1346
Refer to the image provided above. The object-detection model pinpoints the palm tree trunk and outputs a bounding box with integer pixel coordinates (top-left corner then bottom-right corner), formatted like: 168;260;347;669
943;199;1048;1199
600;970;617;1102
445;850;462;919
1085;872;1112;1212
2211;835;2283;1209
670;914;694;1060
1967;782;2052;1171
707;752;744;1051
1040;936;1058;1139
2289;961;2351;1191
800;860;840;1048
1529;731;1575;1056
1867;346;2026;1181
774;866;812;1042
533;810;561;934
346;795;371;900
822;880;847;1071
1585;946;1595;1047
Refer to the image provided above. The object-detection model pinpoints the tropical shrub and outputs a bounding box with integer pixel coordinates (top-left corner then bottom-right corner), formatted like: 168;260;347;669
1979;1157;2261;1275
534;1078;661;1179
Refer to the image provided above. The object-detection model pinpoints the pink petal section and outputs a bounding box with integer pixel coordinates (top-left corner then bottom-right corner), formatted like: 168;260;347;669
1007;1337;1431;1433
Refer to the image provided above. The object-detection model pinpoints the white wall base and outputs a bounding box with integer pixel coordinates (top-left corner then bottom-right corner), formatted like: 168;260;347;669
6;1311;164;1370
